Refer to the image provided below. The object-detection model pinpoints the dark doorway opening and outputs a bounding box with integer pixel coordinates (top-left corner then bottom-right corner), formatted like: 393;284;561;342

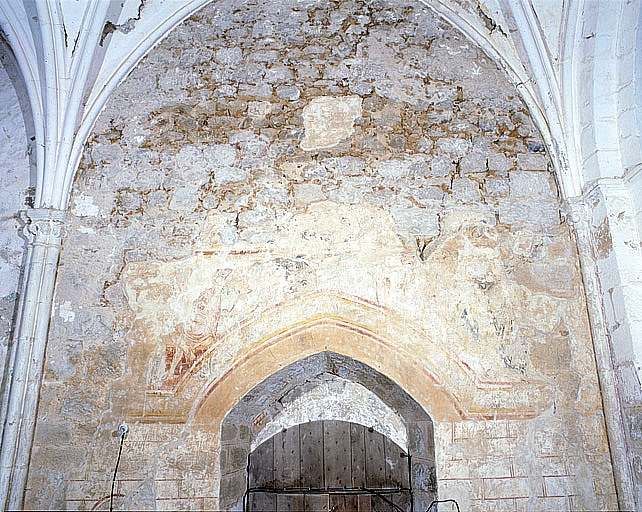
219;352;436;511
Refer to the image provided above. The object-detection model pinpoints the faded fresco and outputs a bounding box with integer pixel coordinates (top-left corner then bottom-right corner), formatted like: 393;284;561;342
25;0;617;510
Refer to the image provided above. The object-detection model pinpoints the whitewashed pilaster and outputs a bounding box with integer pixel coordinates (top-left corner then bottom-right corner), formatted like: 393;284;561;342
565;174;642;511
0;208;65;510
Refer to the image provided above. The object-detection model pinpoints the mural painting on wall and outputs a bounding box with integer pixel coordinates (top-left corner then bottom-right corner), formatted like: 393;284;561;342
140;268;239;391
161;290;221;389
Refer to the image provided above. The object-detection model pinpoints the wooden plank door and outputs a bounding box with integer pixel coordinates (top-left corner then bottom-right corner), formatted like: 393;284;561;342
274;427;303;511
247;420;411;512
248;437;276;511
301;422;328;512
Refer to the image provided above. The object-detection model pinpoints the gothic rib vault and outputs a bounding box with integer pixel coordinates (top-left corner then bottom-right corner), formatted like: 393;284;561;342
0;0;641;510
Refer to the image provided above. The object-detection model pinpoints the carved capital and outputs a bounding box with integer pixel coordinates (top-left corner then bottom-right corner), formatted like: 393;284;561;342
561;196;591;226
20;208;66;246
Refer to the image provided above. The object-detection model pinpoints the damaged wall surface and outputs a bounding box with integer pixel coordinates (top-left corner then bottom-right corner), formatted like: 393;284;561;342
13;0;621;510
0;36;30;410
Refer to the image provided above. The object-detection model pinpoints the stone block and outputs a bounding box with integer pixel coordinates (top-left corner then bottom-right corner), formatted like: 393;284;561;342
220;422;239;443
325;180;367;204
485;437;519;458
459;151;487;174
293;183;326;205
203;144;236;168
202;497;219;510
534;456;568;477
413;491;436;512
169;186;199;211
627;408;642;442
439;459;470;479
438;478;477;506
483;477;530;499
376;158;411;180
63;499;91;511
407;185;444;206
544;475;574;497
484;177;509;197
300;96;362;151
498;200;560;229
212;166;248;185
323;156;365;176
408;420;436;455
476;497;518;511
487;152;513;173
526;497;572;512
276;85;301;101
237;83;272;98
156;479;180;500
453;421;485;442
222;445;250;473
516;153;548;171
247;101;272;118
451;177;481;203
471;458;513;479
411;460;437;492
219;472;247;507
156;498;199;511
215;47;243;65
65;479;109;501
440;205;496;234
430;155;456;177
264;65;294;83
436;137;472;156
509;171;555;198
179;478;216;498
390;206;439;236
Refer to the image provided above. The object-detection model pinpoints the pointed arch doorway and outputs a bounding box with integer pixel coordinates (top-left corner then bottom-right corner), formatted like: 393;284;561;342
218;352;437;512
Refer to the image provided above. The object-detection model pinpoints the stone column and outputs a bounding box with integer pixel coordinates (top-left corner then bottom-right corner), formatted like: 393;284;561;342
0;208;65;510
566;175;642;511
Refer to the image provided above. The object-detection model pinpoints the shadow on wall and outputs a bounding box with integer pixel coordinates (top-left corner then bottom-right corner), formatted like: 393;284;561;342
218;352;437;512
0;35;36;190
0;34;37;434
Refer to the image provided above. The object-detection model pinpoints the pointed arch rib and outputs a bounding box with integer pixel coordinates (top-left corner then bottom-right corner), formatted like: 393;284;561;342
55;0;562;208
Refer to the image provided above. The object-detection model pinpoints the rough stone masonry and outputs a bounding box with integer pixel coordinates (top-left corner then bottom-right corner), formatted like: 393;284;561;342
25;0;616;510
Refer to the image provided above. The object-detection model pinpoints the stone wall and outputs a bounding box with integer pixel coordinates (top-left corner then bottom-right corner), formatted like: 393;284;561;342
25;0;616;510
0;37;31;421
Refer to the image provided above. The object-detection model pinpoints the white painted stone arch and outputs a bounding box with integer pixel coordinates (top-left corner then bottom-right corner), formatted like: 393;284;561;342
564;0;642;185
251;376;409;451
1;0;642;509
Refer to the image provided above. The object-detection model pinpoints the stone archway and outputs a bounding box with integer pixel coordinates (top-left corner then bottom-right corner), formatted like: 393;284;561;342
218;352;436;512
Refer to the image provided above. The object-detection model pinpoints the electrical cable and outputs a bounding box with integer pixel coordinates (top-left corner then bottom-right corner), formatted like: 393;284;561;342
109;425;127;512
425;499;461;512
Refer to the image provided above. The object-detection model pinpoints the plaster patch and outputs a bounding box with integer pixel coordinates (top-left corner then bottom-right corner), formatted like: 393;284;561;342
300;96;362;151
58;301;75;323
71;194;100;217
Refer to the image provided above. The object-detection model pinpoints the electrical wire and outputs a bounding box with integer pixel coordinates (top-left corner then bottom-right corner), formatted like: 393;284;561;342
426;499;461;512
109;432;126;512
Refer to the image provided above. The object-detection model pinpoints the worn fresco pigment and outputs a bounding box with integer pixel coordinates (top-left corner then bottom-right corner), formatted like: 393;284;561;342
25;1;616;510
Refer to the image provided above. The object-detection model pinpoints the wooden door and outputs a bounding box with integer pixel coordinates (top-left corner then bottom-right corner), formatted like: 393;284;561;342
247;420;411;512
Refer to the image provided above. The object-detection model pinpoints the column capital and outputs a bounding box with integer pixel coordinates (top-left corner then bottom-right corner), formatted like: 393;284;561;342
20;208;66;245
561;196;591;226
